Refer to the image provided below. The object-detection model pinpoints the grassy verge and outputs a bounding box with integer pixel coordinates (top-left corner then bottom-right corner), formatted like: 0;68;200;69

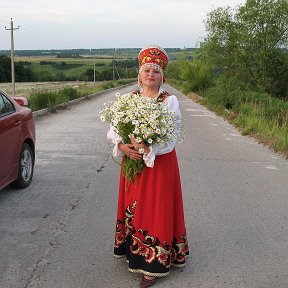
168;79;288;158
29;79;136;112
0;81;104;98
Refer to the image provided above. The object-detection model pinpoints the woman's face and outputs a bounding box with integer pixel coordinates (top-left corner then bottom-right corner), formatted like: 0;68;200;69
139;67;162;89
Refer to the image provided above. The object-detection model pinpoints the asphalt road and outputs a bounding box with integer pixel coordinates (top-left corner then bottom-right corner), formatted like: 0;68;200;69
0;84;288;288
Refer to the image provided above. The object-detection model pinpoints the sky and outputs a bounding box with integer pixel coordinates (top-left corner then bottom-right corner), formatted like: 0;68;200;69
0;0;246;50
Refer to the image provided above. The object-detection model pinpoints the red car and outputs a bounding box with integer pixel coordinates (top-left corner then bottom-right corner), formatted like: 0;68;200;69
0;90;35;190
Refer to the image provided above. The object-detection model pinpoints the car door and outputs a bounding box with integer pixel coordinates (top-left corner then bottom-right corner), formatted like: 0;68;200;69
0;93;22;183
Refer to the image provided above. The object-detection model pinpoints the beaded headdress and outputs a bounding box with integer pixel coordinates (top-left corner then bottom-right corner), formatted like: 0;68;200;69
138;45;169;87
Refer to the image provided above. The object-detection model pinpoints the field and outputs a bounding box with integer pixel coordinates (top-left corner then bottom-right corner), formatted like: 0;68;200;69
0;81;104;98
13;50;193;81
0;49;194;97
16;55;115;80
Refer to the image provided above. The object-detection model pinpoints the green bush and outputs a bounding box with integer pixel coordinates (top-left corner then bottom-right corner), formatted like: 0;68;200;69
58;87;79;101
29;79;136;111
29;91;55;111
101;82;116;89
47;93;69;112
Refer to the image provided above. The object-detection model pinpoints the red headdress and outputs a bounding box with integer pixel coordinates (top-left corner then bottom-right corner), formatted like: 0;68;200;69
138;45;169;87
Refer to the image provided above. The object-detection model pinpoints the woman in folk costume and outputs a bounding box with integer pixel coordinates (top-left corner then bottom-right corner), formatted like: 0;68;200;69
107;45;189;287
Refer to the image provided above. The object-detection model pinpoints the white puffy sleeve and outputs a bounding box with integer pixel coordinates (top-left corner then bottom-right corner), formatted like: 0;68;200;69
107;125;124;157
143;95;181;168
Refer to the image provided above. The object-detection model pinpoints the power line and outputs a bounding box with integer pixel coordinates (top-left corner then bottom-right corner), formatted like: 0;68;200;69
0;12;74;49
16;20;74;49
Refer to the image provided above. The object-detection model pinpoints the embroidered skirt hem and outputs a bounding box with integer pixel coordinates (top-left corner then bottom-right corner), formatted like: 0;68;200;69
114;149;189;276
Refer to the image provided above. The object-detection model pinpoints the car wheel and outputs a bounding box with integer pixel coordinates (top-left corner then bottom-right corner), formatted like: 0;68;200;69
11;143;34;189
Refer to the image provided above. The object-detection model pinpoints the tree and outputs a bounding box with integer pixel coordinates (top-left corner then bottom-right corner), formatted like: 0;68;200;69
0;55;37;82
15;62;36;82
201;0;288;98
37;71;53;81
166;50;213;93
0;55;11;82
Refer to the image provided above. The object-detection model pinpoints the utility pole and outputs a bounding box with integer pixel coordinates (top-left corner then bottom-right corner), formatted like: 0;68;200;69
112;59;115;81
114;63;120;79
5;18;20;96
93;56;96;83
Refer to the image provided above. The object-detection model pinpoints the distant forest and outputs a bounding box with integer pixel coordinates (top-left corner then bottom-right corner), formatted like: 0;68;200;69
0;48;195;58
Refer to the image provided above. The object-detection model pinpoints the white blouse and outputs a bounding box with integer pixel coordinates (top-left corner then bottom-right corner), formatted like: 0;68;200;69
107;90;181;168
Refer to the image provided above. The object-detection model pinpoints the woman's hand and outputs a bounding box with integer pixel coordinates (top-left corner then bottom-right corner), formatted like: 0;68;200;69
129;136;150;155
118;143;143;160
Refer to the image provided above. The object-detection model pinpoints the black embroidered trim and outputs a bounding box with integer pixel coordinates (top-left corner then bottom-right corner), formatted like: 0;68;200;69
114;202;189;276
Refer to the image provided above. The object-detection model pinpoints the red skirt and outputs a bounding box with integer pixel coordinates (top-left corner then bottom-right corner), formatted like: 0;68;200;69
114;149;189;277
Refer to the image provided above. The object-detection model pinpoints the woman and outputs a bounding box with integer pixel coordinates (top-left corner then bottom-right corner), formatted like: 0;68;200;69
107;45;189;287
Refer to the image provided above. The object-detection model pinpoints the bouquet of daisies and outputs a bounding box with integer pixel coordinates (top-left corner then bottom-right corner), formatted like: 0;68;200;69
99;92;182;181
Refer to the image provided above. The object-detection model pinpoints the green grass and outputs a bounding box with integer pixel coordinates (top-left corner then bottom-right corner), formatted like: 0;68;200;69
0;81;105;98
28;79;136;112
168;79;288;158
234;103;288;153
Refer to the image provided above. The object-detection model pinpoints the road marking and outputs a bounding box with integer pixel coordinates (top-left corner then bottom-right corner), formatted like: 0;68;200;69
189;115;217;117
265;165;277;170
185;108;205;112
229;133;241;137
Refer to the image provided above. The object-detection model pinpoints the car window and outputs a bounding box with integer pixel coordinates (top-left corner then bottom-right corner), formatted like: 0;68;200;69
0;94;15;116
